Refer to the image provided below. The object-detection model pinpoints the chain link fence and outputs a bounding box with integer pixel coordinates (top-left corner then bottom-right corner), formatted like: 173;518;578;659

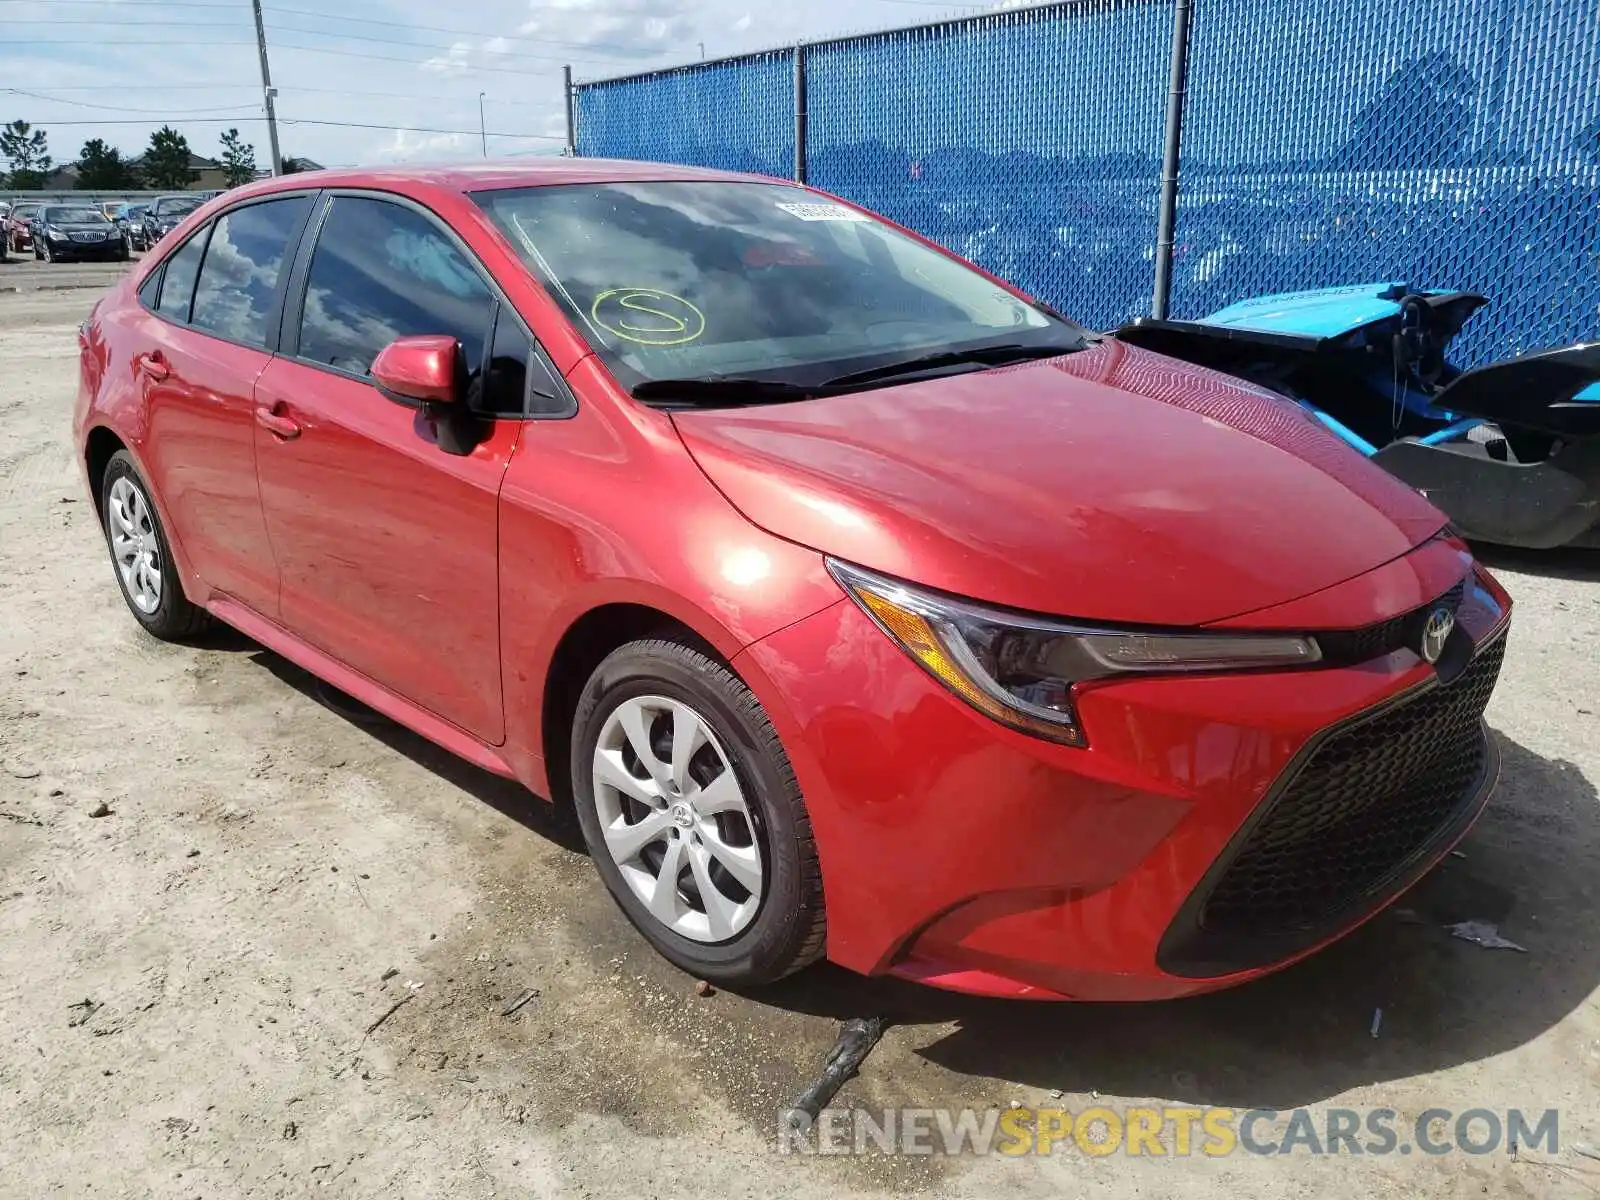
571;0;1600;364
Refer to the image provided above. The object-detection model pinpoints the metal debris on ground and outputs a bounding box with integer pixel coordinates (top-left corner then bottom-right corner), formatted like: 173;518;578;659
1370;1008;1383;1038
87;802;113;818
785;1016;890;1126
380;968;398;982
66;998;101;1028
501;988;539;1017
1448;920;1527;952
362;994;413;1040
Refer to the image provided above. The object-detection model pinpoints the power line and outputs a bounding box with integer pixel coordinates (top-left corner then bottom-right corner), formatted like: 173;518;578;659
267;38;578;73
7;114;561;140
2;86;259;116
2;37;592;73
264;20;636;63
0;0;237;6
10;11;641;58
277;118;562;140
0;81;550;105
263;7;675;56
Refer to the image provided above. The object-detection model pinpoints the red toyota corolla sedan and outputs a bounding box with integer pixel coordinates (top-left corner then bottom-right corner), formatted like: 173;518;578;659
73;160;1512;1001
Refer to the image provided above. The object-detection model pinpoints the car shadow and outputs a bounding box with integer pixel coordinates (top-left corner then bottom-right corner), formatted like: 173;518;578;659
231;636;1595;1111
1472;541;1600;582
240;646;585;855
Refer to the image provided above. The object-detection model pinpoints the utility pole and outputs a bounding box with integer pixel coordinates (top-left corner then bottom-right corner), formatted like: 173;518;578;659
249;0;283;176
478;92;488;157
562;65;576;157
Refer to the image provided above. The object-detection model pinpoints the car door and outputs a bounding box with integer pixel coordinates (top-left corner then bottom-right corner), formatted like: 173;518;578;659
132;194;313;615
251;192;528;744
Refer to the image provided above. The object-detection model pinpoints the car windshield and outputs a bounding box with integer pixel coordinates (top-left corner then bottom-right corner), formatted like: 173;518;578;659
46;207;107;224
13;205;40;218
475;181;1086;393
156;197;202;216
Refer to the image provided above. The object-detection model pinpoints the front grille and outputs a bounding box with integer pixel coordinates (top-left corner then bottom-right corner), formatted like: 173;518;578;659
1159;629;1504;975
1316;580;1466;665
69;232;106;243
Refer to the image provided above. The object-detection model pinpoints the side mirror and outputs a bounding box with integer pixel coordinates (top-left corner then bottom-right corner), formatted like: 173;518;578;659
371;335;462;406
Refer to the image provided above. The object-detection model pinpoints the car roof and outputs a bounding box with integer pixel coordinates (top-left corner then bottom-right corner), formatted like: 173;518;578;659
219;157;787;206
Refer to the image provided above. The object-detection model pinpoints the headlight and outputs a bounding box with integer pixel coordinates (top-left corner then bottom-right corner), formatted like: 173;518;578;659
829;560;1321;747
47;229;66;241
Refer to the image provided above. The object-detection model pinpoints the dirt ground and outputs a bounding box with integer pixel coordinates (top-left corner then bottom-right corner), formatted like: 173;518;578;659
1;260;1598;1199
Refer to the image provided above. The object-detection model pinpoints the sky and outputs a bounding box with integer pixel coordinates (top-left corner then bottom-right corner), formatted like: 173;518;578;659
0;0;1016;171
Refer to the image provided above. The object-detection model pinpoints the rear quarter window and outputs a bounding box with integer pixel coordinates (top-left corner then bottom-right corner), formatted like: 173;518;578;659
154;232;209;323
189;197;310;348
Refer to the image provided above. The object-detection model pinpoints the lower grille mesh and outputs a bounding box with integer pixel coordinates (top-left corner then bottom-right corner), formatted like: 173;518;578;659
1199;632;1505;937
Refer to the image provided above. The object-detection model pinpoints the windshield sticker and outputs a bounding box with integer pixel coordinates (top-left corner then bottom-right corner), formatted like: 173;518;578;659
774;201;870;223
590;288;706;347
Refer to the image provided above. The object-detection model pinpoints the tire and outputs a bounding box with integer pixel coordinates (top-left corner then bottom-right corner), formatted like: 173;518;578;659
100;451;210;641
41;241;53;263
571;639;826;986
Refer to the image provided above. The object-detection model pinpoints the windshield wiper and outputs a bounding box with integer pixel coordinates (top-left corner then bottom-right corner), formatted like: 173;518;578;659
821;342;1084;388
630;377;820;405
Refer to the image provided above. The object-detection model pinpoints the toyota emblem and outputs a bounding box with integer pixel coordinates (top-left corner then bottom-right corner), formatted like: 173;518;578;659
1420;606;1455;665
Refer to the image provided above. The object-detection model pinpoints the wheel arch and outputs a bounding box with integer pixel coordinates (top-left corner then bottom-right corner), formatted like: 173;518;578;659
84;424;127;517
82;426;204;605
538;601;727;814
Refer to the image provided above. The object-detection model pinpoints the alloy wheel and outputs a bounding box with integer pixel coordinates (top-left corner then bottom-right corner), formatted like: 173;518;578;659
590;694;764;943
107;476;163;614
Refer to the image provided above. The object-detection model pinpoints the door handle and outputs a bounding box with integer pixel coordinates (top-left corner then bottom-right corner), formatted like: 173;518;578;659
135;350;168;381
254;404;302;440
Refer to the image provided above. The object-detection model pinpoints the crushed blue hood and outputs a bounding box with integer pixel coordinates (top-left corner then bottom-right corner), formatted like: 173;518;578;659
1200;282;1453;340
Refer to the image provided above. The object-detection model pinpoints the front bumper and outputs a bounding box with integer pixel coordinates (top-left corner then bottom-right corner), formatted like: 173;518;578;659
45;239;124;261
735;538;1511;1001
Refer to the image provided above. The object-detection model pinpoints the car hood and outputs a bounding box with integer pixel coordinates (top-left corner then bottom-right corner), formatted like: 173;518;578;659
52;222;111;232
670;339;1448;626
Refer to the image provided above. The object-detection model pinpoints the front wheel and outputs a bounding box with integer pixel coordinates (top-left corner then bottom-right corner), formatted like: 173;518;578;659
571;639;826;986
41;241;53;263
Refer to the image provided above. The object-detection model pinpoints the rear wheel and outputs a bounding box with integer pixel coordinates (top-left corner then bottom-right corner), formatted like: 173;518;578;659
100;451;210;641
570;639;826;986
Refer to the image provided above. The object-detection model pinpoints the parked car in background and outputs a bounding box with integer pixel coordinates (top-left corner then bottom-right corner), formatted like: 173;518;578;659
33;204;128;263
5;201;42;253
140;194;205;246
75;162;1512;999
114;202;152;251
98;200;125;221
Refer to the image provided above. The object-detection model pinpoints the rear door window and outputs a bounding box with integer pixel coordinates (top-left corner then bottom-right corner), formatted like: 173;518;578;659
155;232;208;323
189;196;311;348
295;196;493;380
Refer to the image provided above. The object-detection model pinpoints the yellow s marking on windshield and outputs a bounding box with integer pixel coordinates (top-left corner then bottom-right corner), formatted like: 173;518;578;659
590;288;706;346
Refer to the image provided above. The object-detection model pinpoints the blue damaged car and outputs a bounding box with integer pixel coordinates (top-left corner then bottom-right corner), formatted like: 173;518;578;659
1119;283;1600;549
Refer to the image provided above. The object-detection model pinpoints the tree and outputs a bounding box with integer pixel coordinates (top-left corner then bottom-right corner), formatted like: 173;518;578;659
218;128;256;187
76;138;139;189
142;126;197;190
1;120;52;189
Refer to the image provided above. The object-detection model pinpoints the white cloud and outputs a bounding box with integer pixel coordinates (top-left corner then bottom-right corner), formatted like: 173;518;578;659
0;0;934;167
517;0;698;60
421;41;474;76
